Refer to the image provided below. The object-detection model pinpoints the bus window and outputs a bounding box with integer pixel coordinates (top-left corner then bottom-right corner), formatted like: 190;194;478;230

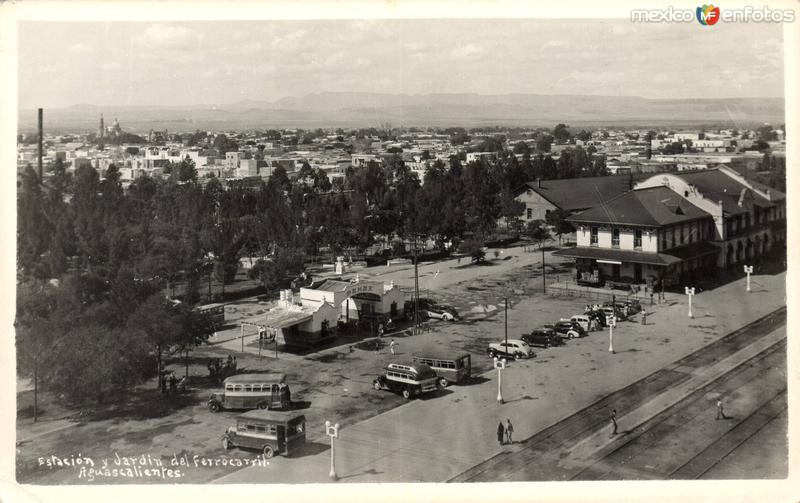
244;385;252;392
233;385;242;392
226;384;234;392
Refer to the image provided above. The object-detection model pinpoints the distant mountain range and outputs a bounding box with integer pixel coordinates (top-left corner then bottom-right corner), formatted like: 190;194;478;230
18;92;785;133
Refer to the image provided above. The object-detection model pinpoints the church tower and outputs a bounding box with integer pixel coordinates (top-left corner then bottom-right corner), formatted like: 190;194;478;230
99;114;105;139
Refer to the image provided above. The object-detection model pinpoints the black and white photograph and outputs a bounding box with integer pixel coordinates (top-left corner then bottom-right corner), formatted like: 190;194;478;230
3;0;798;501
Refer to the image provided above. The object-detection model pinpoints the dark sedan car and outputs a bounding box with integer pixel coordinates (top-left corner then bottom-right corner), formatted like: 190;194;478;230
543;321;587;339
521;329;564;348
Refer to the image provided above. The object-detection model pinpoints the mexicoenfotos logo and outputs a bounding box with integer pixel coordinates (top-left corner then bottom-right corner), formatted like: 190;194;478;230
631;4;796;23
696;4;721;25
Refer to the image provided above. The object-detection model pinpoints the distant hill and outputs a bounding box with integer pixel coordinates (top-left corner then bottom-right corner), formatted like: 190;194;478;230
18;92;785;133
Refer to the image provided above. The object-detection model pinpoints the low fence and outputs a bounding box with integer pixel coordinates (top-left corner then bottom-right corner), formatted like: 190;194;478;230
545;281;645;303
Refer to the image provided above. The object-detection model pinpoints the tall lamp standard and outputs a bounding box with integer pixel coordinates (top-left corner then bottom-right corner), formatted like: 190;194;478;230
607;315;616;353
685;286;695;318
325;420;340;481
744;265;753;292
493;357;507;403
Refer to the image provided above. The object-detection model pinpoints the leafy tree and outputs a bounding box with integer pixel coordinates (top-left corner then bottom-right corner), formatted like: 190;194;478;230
576;130;592;142
17;166;52;282
499;184;525;231
478;136;505;152
545;209;574;244
552;124;572;143
757;125;778;142
213;134;239;155
536;134;553;152
513;141;530;155
525;219;552;249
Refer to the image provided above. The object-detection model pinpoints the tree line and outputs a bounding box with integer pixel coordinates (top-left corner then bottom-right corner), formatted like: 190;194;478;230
16;142;608;403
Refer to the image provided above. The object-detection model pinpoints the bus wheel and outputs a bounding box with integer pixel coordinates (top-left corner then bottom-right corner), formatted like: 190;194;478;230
222;437;232;450
209;402;221;413
402;389;411;399
263;446;274;459
373;381;382;391
258;402;268;410
438;377;448;389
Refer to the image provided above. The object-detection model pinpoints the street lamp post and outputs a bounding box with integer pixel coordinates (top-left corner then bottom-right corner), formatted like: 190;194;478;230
493;357;507;403
607;315;616;353
325;420;340;481
744;265;753;292
685;286;695;318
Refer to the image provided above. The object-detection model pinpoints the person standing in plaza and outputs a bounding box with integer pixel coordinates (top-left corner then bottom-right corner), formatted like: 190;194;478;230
610;409;618;436
506;419;514;444
640;308;647;326
390;339;396;355
497;422;505;445
716;398;728;420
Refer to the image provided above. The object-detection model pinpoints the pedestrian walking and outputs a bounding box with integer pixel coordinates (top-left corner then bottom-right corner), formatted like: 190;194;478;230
506;419;514;444
610;409;618;436
716;398;728;420
589;317;598;332
640;308;647;325
390;339;396;355
497;422;505;445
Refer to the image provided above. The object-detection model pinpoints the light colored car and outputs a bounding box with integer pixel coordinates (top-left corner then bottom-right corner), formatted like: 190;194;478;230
487;339;535;360
569;315;591;332
425;304;459;321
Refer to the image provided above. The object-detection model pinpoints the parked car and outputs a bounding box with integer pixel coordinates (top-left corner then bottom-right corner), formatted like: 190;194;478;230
623;299;642;314
584;309;607;328
487;339;535;359
521;329;564;348
569;315;591;332
425;304;460;321
544;321;586;339
404;298;435;320
603;300;636;318
601;305;626;322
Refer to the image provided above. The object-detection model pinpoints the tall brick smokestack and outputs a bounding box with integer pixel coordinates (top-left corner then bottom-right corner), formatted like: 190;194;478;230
37;108;43;180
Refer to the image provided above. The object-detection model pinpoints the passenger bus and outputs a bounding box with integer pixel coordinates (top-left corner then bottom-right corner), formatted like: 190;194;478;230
222;410;306;459
208;373;291;412
373;362;439;399
411;352;471;388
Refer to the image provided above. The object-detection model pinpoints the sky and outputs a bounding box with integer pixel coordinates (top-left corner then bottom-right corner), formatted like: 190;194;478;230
17;19;785;108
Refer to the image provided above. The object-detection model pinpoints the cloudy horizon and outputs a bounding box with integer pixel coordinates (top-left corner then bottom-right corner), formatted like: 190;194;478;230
18;19;785;109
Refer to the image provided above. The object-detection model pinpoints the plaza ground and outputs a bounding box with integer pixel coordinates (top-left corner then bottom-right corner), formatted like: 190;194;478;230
15;244;787;484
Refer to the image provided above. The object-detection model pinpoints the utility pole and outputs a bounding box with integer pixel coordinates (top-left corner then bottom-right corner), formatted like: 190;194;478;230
413;237;420;335
33;356;38;423
541;247;546;294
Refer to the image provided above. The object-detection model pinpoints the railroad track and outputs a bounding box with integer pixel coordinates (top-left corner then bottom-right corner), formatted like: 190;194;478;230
449;306;787;483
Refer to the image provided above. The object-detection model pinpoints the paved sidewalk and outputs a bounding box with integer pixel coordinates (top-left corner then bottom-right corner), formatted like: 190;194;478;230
214;271;785;484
